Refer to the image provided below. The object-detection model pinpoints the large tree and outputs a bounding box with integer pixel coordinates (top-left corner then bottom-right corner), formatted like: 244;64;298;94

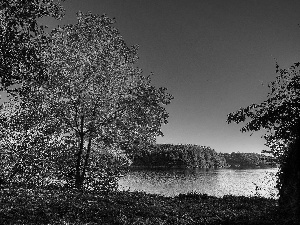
0;0;65;93
227;62;300;222
1;12;173;191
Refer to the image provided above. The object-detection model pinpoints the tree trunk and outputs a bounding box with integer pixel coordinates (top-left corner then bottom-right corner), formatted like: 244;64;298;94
278;136;300;223
75;115;85;190
82;136;92;184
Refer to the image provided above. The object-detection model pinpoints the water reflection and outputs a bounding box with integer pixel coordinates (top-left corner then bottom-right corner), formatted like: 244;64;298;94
118;168;278;198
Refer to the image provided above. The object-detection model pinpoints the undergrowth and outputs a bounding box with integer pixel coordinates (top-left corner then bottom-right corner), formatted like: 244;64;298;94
0;187;294;225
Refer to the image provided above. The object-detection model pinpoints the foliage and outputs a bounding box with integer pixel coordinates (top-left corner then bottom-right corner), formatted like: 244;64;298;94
0;101;131;191
227;62;300;222
0;12;173;191
252;170;278;199
227;63;300;158
0;100;76;188
0;0;65;91
220;152;278;169
130;144;227;168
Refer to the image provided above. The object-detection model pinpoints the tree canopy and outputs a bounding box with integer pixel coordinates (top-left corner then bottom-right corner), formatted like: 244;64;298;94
0;0;65;92
0;12;173;191
227;62;300;158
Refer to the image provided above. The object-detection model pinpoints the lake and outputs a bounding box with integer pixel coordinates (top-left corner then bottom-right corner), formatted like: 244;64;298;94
118;167;278;199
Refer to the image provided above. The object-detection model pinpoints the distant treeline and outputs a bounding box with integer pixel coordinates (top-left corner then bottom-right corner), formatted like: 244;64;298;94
130;144;227;168
219;152;278;169
130;144;278;169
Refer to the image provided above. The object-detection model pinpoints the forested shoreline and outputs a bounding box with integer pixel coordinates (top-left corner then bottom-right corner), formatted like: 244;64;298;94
129;144;278;169
221;152;278;169
130;144;227;168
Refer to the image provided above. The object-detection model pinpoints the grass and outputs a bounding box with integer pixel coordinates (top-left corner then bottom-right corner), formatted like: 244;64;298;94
0;186;295;225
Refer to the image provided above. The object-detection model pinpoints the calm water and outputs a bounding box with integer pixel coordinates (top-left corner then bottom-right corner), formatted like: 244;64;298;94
118;168;278;199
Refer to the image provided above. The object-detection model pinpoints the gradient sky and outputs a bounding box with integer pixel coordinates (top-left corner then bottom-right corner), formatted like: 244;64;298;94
24;0;300;153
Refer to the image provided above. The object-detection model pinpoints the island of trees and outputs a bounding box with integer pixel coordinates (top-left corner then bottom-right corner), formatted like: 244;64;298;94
129;144;278;169
130;144;227;168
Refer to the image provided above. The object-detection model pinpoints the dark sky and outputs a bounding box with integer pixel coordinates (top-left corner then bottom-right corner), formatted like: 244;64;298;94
16;0;300;153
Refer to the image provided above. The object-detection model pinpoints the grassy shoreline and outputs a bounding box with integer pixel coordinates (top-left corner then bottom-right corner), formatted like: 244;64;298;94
0;186;293;225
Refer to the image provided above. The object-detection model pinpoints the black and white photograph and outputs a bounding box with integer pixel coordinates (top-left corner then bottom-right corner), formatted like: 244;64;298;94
0;0;300;224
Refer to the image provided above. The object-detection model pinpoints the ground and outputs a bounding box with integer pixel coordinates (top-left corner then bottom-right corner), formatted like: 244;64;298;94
0;186;295;224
